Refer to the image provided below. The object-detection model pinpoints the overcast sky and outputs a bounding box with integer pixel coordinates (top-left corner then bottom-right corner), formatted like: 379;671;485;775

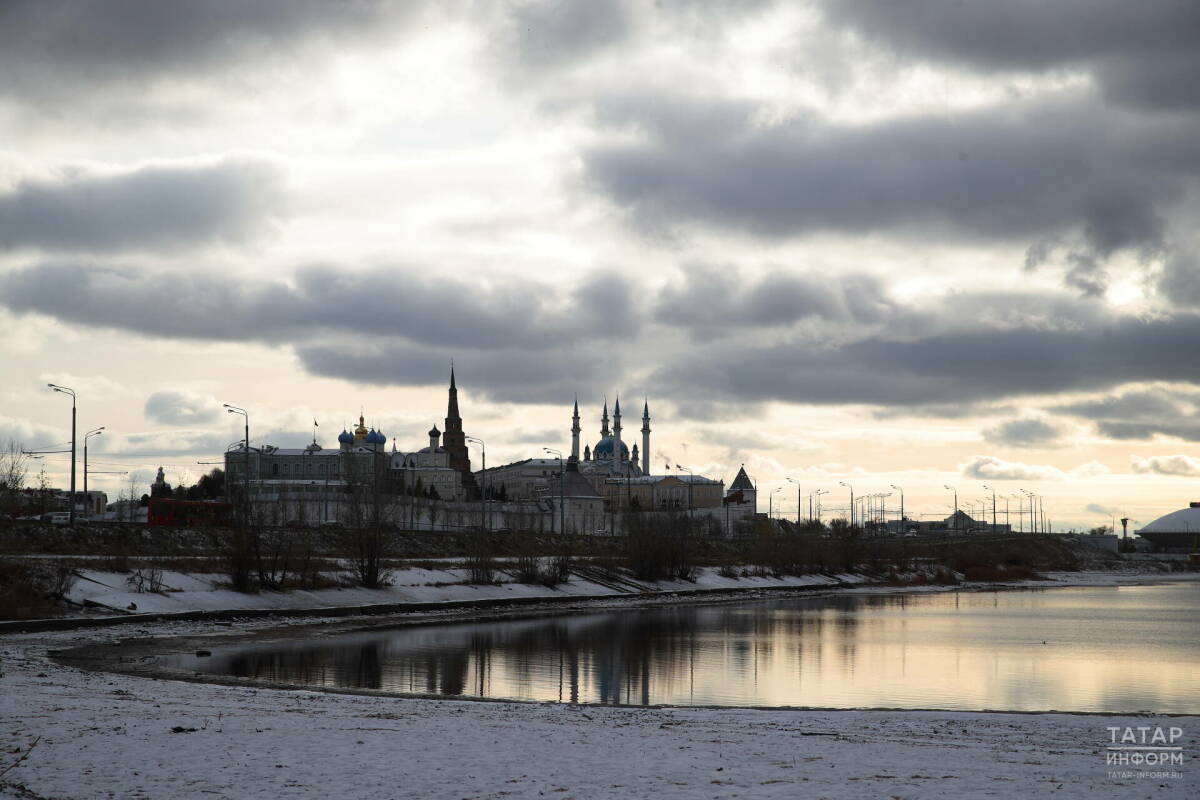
3;0;1200;529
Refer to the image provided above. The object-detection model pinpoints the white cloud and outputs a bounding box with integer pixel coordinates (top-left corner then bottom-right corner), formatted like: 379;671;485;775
1071;460;1110;478
960;455;1065;481
143;389;223;426
1130;454;1200;477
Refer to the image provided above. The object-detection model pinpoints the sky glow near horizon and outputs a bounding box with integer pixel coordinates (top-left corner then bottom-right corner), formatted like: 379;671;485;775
3;1;1200;529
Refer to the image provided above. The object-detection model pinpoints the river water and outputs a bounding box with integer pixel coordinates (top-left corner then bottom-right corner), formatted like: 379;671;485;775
168;581;1200;712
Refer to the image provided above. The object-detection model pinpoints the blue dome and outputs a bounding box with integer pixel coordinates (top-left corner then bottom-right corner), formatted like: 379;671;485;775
592;435;629;458
366;429;385;444
337;429;353;444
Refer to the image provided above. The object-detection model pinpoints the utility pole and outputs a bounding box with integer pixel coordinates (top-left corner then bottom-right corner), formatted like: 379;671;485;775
839;481;854;527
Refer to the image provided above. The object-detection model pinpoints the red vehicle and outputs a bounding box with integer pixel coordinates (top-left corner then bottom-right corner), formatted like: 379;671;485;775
147;498;233;527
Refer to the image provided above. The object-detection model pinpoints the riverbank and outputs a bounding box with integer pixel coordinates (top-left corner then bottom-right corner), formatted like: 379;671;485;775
12;551;1192;631
2;573;1197;799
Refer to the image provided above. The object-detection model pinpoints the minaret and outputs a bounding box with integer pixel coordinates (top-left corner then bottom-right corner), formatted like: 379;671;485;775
613;396;624;463
641;399;651;475
570;395;581;462
600;398;610;437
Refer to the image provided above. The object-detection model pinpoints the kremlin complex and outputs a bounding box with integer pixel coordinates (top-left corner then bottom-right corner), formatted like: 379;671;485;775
224;371;752;534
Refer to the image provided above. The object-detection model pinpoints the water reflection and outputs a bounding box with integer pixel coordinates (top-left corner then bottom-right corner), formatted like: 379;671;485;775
170;582;1200;713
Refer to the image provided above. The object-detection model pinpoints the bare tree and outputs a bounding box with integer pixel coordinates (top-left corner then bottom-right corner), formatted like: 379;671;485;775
0;440;29;519
339;452;398;588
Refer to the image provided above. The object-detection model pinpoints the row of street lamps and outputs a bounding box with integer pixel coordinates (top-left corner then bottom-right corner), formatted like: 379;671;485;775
760;476;1052;534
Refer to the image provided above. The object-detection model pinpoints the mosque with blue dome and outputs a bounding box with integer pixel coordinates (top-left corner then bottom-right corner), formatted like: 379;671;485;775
576;395;651;479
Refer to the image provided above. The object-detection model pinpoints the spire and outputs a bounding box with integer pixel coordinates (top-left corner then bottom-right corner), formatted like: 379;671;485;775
447;365;460;420
613;394;623;462
570;394;581;461
601;397;610;437
640;396;651;475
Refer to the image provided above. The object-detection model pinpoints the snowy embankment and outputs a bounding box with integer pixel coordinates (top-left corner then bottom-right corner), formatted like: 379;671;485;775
1;611;1195;800
63;566;870;617
58;562;1197;623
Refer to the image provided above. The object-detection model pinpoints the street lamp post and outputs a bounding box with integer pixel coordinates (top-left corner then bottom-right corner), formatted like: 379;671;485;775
769;486;782;521
1020;489;1033;534
982;484;997;533
890;484;904;533
839;481;854;527
675;465;694;524
812;489;829;523
544;448;564;535
83;427;104;519
787;477;801;524
467;436;487;532
944;484;958;534
48;383;76;524
223;404;249;522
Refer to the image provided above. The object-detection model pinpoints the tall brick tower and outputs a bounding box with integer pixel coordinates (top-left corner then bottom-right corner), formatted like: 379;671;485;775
442;367;472;485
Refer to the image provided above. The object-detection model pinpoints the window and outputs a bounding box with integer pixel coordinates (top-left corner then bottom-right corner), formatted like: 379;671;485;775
271;463;278;476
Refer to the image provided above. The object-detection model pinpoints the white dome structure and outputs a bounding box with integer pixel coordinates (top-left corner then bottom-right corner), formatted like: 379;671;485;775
1136;502;1200;549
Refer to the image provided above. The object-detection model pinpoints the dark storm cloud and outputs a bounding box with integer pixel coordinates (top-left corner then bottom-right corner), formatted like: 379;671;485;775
817;0;1200;111
583;93;1197;293
498;0;634;71
1156;247;1200;308
0;263;637;351
1054;386;1200;441
651;313;1200;408
0;159;284;252
982;418;1066;448
655;263;894;335
0;0;433;106
295;340;616;406
871;402;1015;421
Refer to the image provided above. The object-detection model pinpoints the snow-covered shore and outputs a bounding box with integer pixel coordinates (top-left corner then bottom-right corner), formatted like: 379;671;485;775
62;566;872;617
2;573;1197;799
55;562;1197;623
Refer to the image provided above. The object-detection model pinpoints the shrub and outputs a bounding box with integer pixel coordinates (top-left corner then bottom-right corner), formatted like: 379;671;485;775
0;559;74;620
126;566;165;593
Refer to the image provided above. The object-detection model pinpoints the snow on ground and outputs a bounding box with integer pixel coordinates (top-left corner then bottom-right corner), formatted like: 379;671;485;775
1;614;1195;800
63;567;866;616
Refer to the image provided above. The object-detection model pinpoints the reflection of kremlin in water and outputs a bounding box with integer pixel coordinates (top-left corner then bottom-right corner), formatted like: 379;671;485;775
219;599;883;704
183;583;1200;713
